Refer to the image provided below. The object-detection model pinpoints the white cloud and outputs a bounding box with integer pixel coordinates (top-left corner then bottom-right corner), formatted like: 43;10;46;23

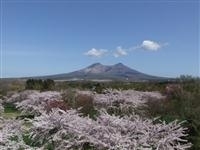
84;48;108;57
114;46;128;58
141;40;161;51
84;40;167;58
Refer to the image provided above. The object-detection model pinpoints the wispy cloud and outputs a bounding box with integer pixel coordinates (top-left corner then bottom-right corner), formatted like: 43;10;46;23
113;46;127;58
84;48;108;57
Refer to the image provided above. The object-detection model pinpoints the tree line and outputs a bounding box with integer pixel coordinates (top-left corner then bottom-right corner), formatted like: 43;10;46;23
25;79;55;91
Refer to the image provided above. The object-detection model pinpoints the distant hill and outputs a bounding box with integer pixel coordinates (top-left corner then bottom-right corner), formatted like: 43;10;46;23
35;63;168;81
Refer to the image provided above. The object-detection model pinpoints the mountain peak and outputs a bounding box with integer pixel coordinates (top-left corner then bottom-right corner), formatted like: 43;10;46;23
88;63;103;68
83;63;107;74
114;63;125;67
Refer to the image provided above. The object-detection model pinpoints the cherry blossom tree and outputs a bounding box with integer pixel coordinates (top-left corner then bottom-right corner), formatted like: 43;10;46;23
0;90;192;149
13;91;62;115
29;108;191;150
93;89;165;116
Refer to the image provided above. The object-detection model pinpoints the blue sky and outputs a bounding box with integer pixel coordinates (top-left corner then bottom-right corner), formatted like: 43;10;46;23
0;0;199;78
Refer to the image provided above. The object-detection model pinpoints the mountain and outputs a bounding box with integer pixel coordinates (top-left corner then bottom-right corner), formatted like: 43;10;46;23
37;63;167;81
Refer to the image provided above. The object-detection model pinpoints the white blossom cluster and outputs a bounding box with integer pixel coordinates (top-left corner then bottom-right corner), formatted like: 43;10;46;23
12;90;62;115
94;89;164;106
0;119;32;150
30;108;191;150
93;89;164;113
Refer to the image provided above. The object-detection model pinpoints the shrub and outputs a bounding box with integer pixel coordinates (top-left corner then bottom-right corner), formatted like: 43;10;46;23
61;89;77;107
74;93;97;117
45;100;69;113
61;89;97;117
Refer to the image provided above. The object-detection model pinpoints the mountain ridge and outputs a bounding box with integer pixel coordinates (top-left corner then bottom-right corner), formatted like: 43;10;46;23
35;63;168;81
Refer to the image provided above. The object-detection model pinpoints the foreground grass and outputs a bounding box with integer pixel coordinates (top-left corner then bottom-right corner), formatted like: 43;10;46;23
2;103;21;119
2;112;21;119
